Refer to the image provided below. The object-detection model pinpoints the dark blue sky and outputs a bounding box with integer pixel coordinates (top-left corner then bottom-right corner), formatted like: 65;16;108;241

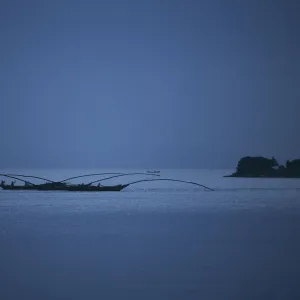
1;0;299;168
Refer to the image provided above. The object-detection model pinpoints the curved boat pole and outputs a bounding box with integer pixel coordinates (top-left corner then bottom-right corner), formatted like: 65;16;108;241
125;178;214;191
58;173;125;183
6;174;56;183
4;173;128;184
0;174;36;186
0;172;155;186
87;173;160;185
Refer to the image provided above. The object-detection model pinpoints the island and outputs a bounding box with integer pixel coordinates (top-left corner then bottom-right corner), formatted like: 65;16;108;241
225;156;300;178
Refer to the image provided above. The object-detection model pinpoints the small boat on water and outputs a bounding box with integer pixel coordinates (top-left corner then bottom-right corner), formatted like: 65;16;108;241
146;170;160;174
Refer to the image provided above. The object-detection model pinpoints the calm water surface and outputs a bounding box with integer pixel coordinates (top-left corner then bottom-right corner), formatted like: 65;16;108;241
1;169;300;299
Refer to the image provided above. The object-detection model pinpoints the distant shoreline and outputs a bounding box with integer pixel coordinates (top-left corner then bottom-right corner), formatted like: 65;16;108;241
224;174;300;179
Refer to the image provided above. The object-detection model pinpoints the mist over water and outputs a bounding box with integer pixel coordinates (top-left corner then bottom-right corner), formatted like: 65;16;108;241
1;169;300;299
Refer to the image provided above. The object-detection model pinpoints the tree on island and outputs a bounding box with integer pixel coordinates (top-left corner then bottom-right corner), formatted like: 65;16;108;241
286;159;300;177
236;156;278;177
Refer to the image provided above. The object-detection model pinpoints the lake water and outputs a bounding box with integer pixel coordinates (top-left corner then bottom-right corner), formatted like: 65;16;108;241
1;169;300;299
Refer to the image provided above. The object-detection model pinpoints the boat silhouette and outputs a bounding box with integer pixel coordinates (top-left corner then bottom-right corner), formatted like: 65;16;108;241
0;172;156;192
0;172;214;192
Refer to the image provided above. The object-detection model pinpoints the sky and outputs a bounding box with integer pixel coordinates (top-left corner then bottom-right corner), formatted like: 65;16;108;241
0;0;299;168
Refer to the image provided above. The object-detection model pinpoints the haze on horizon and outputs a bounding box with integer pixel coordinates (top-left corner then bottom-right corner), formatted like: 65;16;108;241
0;0;299;169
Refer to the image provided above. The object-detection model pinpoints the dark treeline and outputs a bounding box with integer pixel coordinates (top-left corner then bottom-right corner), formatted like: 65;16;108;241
226;156;300;178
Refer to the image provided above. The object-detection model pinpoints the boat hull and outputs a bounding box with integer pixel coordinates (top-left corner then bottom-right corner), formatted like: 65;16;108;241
1;184;129;192
67;184;129;192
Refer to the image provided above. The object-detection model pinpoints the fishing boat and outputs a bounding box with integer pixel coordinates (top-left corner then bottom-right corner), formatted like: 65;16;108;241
0;181;128;192
0;172;156;192
0;184;128;192
0;172;214;192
